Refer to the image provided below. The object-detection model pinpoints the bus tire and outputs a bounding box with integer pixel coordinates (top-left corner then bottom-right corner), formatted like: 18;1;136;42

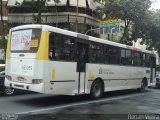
90;80;104;99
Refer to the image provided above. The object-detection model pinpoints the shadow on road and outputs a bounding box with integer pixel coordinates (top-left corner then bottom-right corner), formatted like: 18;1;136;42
16;89;154;120
0;90;34;97
12;89;151;107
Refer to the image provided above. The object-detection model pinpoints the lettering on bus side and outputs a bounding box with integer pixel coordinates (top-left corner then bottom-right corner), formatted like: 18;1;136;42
22;65;32;71
99;67;114;75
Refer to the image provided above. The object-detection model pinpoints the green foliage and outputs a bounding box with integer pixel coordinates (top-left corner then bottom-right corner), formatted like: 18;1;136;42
0;0;8;51
0;36;7;59
131;9;160;51
147;10;160;51
21;0;60;24
0;36;7;49
21;0;46;23
99;0;160;51
99;0;151;43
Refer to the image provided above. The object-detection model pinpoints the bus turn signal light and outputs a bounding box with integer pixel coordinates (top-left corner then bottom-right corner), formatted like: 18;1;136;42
6;75;12;81
32;79;43;84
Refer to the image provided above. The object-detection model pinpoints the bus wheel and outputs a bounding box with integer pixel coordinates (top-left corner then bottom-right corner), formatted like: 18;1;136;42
90;80;103;99
3;87;15;96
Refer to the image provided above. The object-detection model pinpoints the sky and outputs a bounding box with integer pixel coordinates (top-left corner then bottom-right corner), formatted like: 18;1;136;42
150;0;160;10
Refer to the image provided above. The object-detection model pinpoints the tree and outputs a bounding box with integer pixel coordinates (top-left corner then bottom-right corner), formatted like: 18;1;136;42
131;9;160;52
98;0;151;43
21;0;46;23
21;0;61;25
0;0;8;59
147;10;160;51
37;0;46;23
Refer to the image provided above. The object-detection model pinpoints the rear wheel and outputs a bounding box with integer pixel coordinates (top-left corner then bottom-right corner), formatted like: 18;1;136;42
90;80;104;99
3;87;15;96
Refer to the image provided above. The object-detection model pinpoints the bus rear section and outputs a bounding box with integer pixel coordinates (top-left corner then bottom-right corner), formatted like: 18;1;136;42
5;28;45;93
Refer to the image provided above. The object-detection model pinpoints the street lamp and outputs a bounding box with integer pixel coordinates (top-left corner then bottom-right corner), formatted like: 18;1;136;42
85;28;100;35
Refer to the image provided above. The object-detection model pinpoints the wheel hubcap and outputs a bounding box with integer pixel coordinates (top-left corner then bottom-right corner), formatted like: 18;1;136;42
94;84;101;96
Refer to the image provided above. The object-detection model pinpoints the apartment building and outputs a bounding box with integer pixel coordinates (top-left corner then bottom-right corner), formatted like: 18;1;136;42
7;0;102;35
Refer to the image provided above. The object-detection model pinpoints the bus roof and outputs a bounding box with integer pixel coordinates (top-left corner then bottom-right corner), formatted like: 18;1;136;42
10;24;154;55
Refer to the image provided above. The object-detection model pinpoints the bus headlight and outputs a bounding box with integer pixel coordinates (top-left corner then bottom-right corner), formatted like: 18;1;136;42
32;79;43;84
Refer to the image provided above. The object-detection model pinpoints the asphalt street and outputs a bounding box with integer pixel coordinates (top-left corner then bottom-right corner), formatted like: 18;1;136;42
0;88;160;120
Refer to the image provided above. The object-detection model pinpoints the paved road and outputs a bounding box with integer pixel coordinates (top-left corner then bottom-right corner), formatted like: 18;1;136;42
0;88;160;120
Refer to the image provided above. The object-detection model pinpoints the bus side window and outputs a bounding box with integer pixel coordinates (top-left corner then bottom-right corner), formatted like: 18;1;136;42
133;52;141;66
49;32;76;61
49;33;56;60
51;48;56;59
120;49;126;65
126;50;132;65
145;54;151;67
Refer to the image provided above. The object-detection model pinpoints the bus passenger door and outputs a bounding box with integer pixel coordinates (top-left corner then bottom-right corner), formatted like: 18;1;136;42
76;42;88;94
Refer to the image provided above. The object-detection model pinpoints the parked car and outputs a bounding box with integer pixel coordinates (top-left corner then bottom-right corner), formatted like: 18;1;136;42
0;64;15;95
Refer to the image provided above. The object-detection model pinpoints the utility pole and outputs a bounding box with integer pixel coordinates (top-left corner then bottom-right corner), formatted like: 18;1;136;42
76;0;79;32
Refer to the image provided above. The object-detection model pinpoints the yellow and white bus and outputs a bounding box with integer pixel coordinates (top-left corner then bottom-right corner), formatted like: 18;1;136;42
5;24;156;99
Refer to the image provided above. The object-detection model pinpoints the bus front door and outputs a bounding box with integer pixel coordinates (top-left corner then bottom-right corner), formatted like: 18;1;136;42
77;42;88;94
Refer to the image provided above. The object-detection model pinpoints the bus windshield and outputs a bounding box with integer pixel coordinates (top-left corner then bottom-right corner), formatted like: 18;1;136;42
10;28;41;53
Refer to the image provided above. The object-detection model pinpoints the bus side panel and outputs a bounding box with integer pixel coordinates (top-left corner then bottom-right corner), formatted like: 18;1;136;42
44;61;78;95
86;64;128;93
127;67;150;88
85;64;147;94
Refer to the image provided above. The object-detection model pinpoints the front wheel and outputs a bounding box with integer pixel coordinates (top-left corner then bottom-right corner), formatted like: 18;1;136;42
3;87;15;96
90;80;104;99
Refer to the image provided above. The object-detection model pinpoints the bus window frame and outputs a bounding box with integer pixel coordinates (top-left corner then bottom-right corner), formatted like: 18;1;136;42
48;32;76;62
10;28;42;53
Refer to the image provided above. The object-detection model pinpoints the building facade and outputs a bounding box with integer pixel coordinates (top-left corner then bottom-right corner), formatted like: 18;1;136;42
7;0;102;35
